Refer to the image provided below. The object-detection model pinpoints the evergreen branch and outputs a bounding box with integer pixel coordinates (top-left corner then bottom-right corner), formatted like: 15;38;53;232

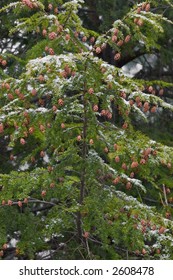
0;2;20;13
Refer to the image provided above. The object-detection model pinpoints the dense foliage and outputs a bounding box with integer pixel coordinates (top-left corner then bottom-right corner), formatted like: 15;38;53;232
0;0;173;260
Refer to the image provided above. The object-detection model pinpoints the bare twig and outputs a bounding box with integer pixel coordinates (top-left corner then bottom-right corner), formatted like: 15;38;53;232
163;184;168;206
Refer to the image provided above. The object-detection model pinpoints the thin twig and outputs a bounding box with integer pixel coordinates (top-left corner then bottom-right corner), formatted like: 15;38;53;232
163;184;168;206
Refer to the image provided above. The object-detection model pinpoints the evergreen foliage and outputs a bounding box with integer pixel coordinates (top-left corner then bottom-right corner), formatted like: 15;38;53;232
0;0;173;260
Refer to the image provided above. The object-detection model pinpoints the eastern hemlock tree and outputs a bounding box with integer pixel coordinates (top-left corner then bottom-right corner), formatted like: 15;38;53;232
0;0;173;260
81;0;173;147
